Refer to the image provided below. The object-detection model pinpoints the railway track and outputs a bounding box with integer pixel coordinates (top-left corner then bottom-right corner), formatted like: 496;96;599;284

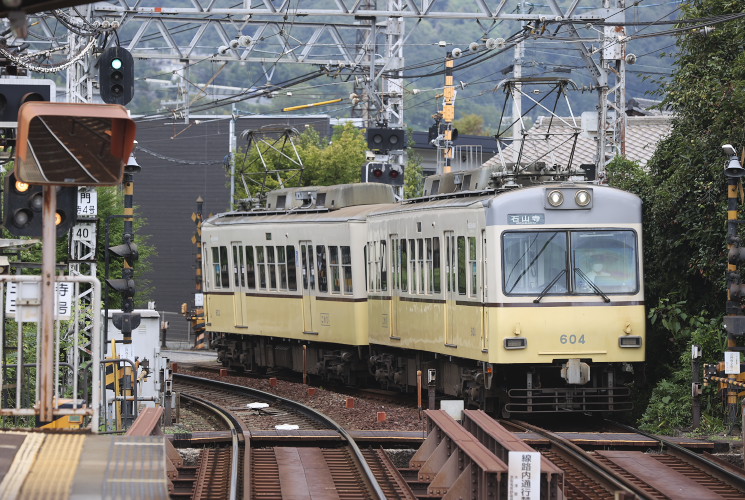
174;373;388;499
173;372;745;499
513;419;745;499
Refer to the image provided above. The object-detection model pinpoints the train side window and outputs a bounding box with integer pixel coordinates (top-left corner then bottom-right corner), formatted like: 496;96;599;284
286;245;297;291
426;238;433;294
267;247;277;290
317;245;328;293
256;246;267;290
457;236;466;295
418;238;425;295
301;245;309;289
364;244;369;292
433;237;441;293
245;246;256;289
277;246;288;290
409;239;416;294
211;246;229;288
401;239;408;292
330;246;341;293
390;237;399;291
366;242;374;291
469;236;477;296
380;240;388;292
232;243;245;288
308;245;316;290
342;246;353;295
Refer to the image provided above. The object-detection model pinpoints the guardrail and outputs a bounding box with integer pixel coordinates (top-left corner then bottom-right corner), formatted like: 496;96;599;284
0;275;100;429
462;409;564;500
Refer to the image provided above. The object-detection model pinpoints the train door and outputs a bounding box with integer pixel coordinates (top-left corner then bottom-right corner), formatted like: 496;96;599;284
300;241;316;333
480;230;488;351
444;231;456;345
389;235;400;338
231;242;248;327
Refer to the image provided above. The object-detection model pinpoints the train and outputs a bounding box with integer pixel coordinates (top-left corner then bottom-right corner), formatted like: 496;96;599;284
201;163;645;415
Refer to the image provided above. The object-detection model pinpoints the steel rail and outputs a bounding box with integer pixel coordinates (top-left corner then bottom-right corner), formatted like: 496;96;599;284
180;393;241;500
512;419;646;499
174;373;386;500
609;420;745;491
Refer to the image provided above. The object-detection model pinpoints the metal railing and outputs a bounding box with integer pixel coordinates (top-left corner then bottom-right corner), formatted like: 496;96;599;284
0;274;101;430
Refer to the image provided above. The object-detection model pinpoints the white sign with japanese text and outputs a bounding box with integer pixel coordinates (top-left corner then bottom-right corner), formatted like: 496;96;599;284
5;281;73;322
77;189;98;218
508;451;540;500
725;351;741;375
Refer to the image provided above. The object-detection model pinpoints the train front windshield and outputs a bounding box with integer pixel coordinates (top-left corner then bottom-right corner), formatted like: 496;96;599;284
503;230;638;296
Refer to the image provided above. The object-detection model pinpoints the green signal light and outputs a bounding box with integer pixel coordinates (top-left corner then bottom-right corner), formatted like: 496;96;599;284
111;58;123;70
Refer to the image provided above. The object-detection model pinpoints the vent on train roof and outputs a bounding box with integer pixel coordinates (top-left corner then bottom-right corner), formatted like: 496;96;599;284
265;183;395;210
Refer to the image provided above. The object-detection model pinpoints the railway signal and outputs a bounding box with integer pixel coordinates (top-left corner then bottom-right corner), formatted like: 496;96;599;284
2;172;77;237
107;235;140;343
0;78;55;130
366;127;405;152
363;162;404;186
99;47;135;106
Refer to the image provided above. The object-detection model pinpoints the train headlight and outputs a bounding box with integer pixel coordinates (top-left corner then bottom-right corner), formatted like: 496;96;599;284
547;190;564;207
575;189;591;207
619;336;642;348
504;337;527;349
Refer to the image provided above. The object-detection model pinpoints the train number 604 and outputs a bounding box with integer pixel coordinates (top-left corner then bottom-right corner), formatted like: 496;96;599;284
560;334;586;344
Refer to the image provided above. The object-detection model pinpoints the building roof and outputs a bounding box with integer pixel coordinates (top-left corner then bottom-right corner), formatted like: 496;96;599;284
483;115;672;170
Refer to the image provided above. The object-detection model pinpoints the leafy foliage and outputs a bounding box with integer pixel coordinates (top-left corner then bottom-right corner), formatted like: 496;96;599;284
233;123;421;201
302;123;368;186
454;113;487;136
606;0;745;432
639;298;725;435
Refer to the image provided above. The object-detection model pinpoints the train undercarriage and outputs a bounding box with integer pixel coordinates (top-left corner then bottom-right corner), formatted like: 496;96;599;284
212;333;635;415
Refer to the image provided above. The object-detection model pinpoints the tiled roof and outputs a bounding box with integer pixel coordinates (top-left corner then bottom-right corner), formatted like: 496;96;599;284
483;115;672;169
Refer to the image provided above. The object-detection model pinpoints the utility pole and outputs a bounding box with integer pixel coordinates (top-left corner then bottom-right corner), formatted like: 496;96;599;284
597;0;628;178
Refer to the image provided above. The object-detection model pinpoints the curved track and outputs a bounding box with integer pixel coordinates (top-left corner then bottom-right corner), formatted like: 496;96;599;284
174;373;387;500
178;393;245;500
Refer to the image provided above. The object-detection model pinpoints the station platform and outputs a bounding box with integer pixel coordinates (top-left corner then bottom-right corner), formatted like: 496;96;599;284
0;430;170;499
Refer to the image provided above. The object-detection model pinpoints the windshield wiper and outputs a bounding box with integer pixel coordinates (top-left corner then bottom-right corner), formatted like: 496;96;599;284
533;269;566;303
575;267;611;303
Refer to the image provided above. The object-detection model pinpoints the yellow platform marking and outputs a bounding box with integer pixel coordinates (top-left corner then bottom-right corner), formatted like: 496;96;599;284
0;432;45;500
18;433;85;500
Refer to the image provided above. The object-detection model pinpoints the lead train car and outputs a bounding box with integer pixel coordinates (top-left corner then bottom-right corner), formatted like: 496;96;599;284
202;181;644;414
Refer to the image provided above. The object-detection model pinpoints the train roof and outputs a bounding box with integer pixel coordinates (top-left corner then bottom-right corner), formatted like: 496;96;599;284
203;201;397;227
204;181;641;227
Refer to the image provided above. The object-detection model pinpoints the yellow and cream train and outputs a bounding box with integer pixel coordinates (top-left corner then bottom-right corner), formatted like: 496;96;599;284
202;168;644;414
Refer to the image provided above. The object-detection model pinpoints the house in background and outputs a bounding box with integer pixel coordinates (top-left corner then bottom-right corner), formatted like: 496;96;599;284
484;97;673;172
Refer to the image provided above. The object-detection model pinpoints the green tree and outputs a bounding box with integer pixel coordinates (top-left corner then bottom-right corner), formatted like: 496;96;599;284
454;113;485;136
302;122;367;186
605;0;745;429
640;0;745;314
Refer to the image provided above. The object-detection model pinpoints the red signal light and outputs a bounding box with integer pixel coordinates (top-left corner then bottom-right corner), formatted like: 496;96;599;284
389;170;399;179
373;168;384;178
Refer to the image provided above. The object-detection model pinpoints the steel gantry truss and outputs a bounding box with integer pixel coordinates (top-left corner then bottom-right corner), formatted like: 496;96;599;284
18;0;631;169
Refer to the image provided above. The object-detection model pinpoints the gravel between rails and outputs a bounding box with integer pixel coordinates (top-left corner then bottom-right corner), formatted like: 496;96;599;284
177;368;429;432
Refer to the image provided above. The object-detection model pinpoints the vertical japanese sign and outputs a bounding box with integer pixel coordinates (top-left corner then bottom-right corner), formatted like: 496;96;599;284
5;281;73;321
725;351;741;375
508;451;540;500
77;189;98;217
